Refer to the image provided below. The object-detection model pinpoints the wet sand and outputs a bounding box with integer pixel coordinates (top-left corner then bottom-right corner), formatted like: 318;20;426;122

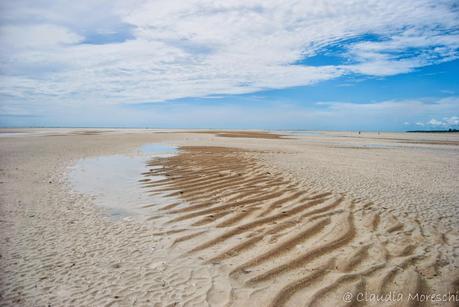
0;129;458;306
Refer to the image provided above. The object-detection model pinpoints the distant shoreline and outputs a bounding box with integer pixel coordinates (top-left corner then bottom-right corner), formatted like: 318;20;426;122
406;129;459;133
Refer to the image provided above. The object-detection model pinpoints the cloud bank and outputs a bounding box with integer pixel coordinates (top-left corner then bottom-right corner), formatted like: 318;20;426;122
0;0;458;109
415;116;459;128
2;95;457;131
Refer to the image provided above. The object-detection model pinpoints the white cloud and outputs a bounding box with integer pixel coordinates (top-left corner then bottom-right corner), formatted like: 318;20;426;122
415;114;459;128
347;31;459;75
428;118;444;126
0;0;458;106
444;116;459;125
0;25;83;49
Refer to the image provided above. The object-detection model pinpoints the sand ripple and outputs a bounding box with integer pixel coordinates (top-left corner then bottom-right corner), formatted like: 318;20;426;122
142;146;458;306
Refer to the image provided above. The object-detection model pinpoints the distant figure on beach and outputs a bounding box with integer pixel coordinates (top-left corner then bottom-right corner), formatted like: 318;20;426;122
358;131;361;135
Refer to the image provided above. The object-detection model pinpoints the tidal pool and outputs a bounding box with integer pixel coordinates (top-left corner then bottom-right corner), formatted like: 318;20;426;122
68;144;178;219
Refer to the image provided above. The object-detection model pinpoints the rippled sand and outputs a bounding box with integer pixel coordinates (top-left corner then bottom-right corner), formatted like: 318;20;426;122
1;129;458;306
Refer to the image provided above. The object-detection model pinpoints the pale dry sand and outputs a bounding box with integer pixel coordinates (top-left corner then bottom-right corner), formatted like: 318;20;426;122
0;129;458;306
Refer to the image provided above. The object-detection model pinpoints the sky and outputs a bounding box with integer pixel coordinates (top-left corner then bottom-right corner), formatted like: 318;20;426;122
0;0;458;131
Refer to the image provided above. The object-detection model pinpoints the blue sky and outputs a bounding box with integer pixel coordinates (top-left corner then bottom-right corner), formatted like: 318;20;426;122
0;0;458;130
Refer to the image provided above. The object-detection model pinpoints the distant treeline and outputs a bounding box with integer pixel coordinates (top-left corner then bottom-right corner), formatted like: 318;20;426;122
406;129;458;133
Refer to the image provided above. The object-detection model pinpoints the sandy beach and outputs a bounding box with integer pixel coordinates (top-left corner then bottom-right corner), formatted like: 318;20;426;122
1;129;458;306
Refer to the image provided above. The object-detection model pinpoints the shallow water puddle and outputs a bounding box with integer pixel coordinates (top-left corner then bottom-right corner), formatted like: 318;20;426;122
68;144;178;219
